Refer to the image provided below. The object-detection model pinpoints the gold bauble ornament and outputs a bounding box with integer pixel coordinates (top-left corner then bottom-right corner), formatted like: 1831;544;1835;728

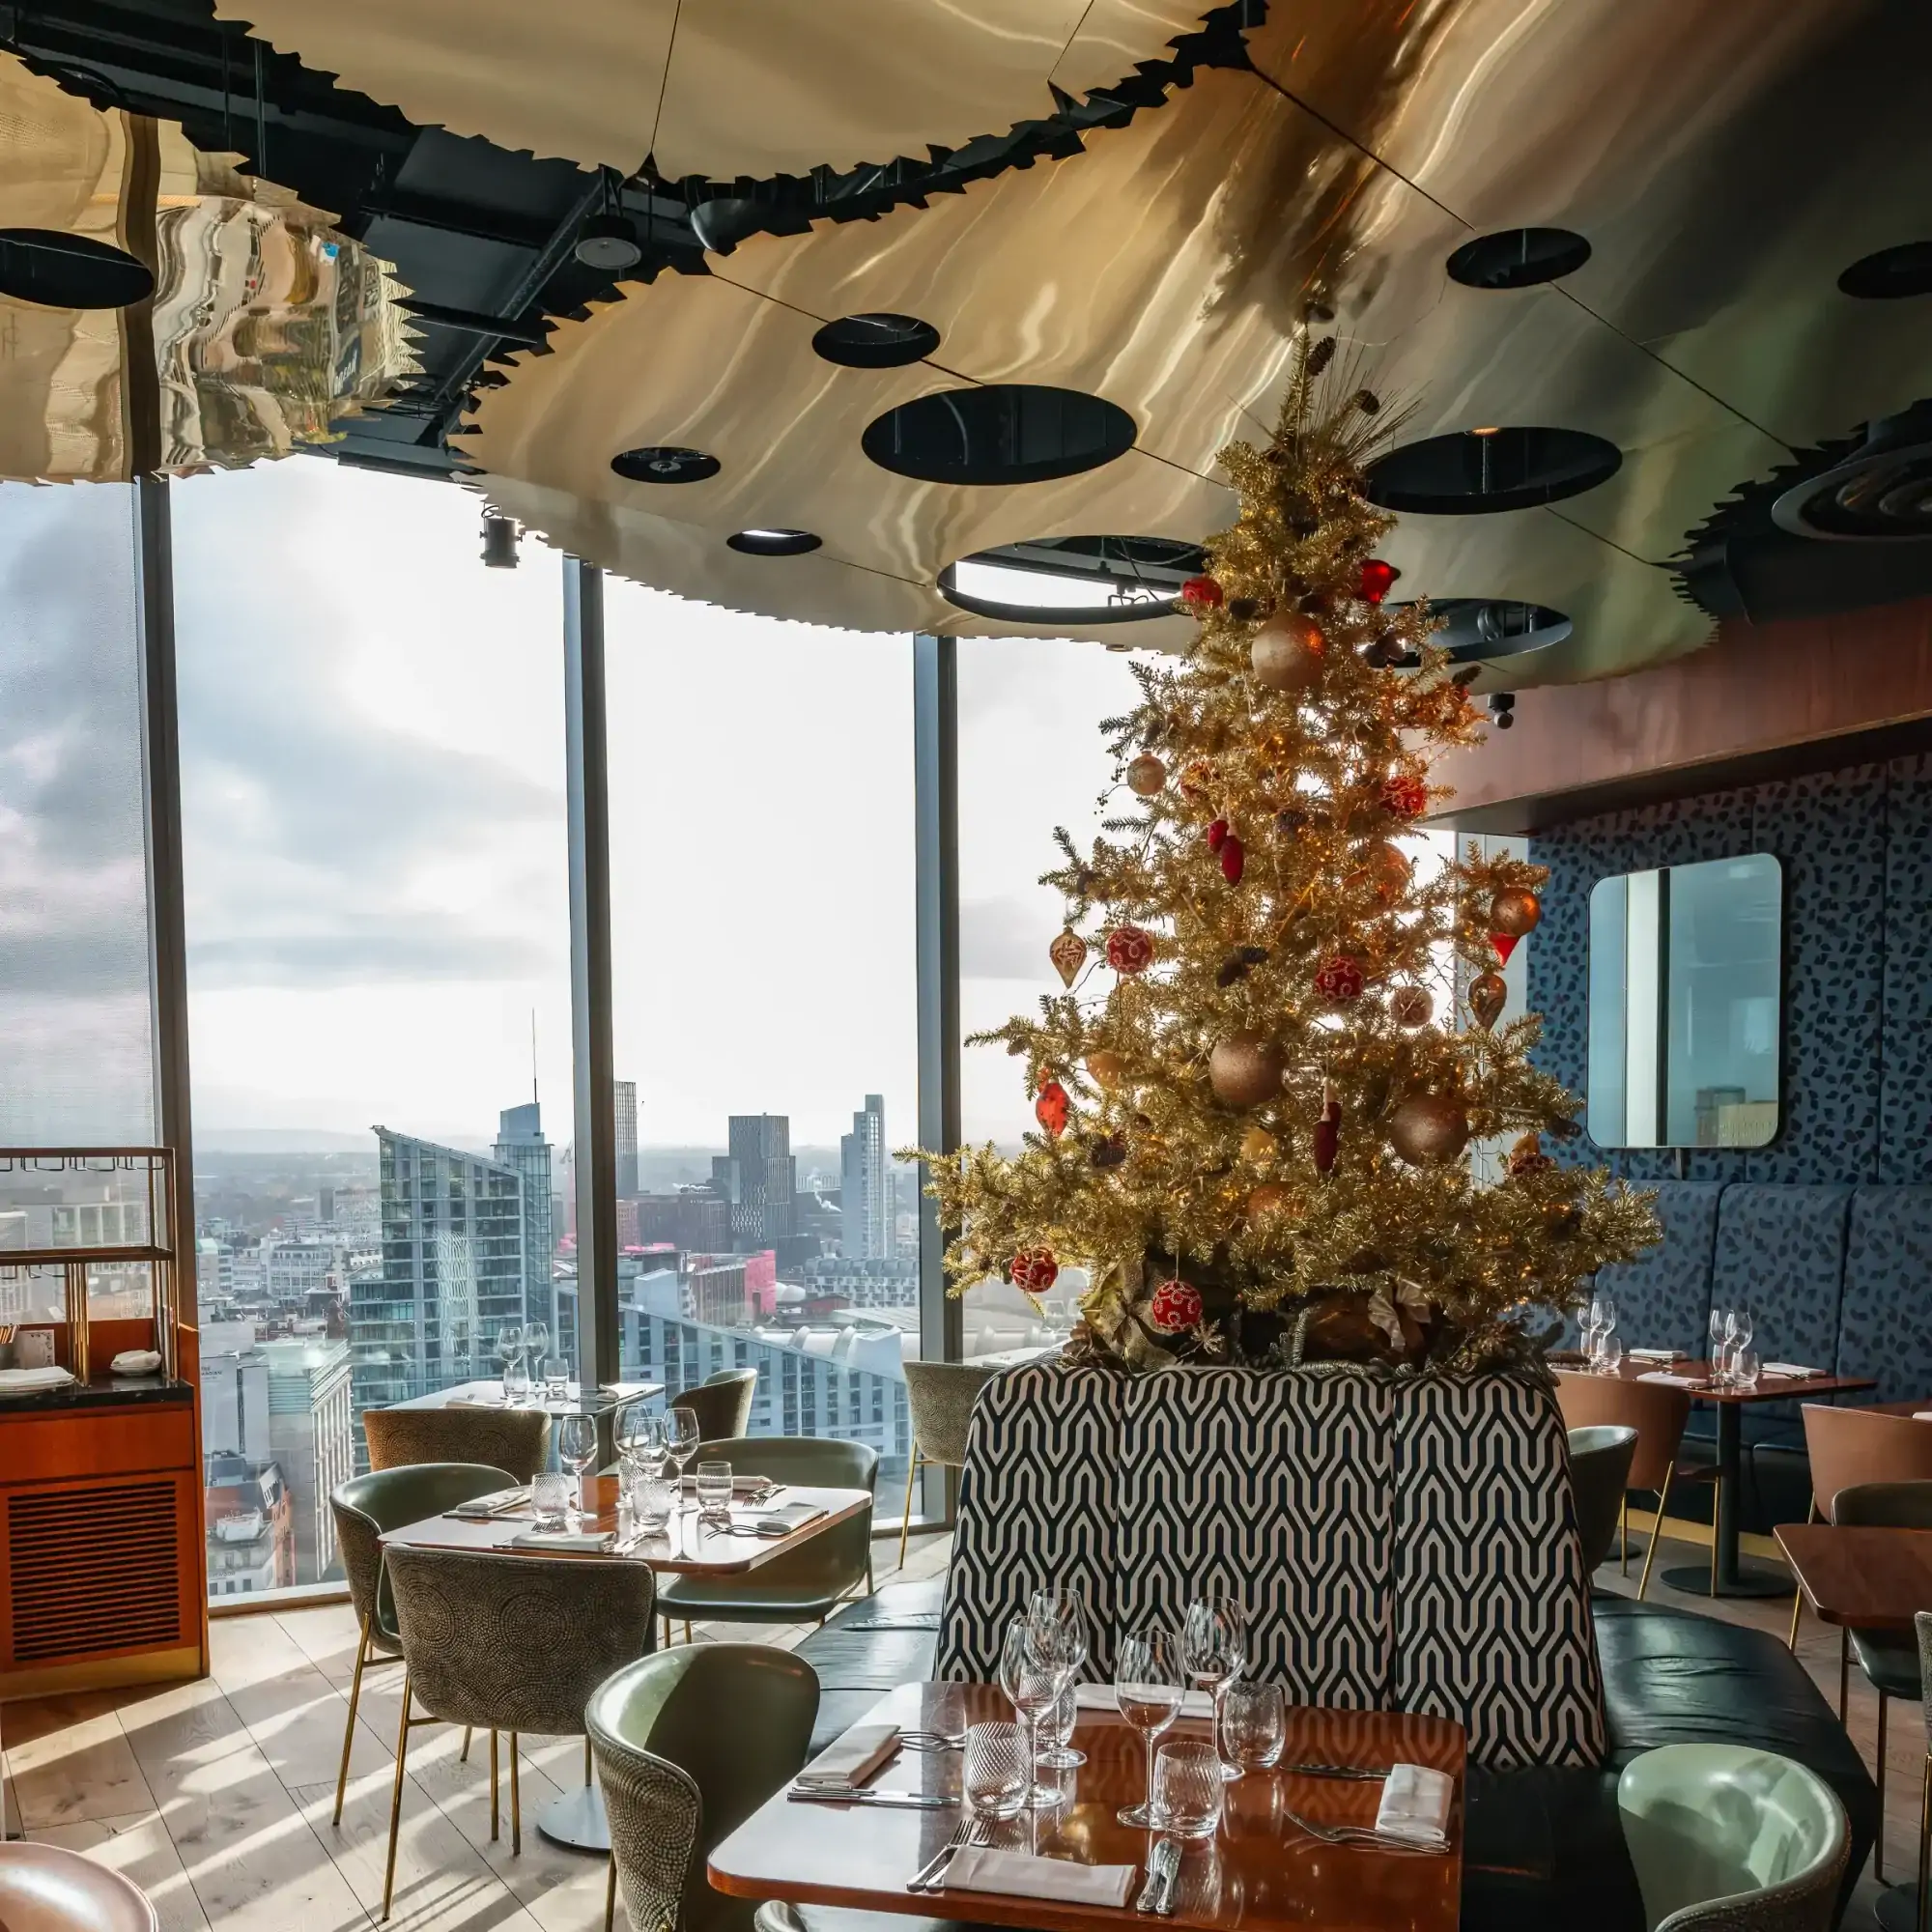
1208;1032;1286;1109
1086;1050;1128;1092
1250;614;1326;693
1388;985;1434;1029
1388;1093;1470;1166
1125;753;1168;798
1369;841;1412;901
1239;1123;1278;1164
1490;887;1543;938
1467;971;1508;1029
1246;1182;1294;1218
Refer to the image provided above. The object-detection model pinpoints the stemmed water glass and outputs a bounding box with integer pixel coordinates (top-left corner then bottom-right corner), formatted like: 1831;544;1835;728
666;1406;701;1512
1000;1616;1077;1807
1708;1306;1729;1385
1181;1595;1247;1782
1727;1305;1754;1378
1028;1586;1090;1769
557;1413;598;1523
496;1321;525;1400
524;1320;551;1400
1115;1626;1183;1827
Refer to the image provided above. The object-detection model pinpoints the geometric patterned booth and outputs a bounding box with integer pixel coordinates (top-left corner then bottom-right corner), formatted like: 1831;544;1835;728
936;1361;1605;1770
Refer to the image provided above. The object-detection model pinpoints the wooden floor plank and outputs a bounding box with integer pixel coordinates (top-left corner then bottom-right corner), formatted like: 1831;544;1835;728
6;1703;156;1829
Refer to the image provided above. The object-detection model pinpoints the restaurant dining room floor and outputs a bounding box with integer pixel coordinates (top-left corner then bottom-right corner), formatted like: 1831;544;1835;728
0;1523;1909;1930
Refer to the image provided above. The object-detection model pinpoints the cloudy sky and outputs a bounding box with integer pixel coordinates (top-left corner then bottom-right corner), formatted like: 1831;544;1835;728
0;460;1149;1157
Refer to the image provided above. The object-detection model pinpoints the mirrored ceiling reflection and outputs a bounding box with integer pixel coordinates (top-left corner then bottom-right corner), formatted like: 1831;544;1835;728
0;50;419;485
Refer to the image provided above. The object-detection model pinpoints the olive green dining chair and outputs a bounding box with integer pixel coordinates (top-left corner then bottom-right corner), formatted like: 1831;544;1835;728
363;1403;552;1482
1568;1424;1639;1578
897;1361;995;1569
1616;1744;1846;1932
587;1643;818;1932
380;1543;659;1919
674;1369;760;1444
327;1461;515;1832
656;1436;876;1643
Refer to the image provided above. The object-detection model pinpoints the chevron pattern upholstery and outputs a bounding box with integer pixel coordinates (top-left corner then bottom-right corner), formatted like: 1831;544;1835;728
937;1362;1605;1770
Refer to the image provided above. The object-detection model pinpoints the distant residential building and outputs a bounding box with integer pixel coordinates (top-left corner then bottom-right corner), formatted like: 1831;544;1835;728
263;1239;338;1304
614;1080;639;1197
494;1101;555;1333
259;1335;355;1583
795;1255;919;1308
205;1455;294;1596
726;1115;795;1246
839;1094;893;1261
638;1188;731;1253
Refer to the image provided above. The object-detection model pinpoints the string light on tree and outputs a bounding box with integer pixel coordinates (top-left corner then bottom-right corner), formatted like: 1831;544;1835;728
911;332;1655;1372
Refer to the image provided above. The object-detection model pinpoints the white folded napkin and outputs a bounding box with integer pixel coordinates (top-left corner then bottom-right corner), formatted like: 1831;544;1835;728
446;1487;529;1520
1627;1348;1687;1362
506;1529;614;1552
1915;1412;1932;1422
1075;1683;1216;1719
944;1847;1136;1907
110;1349;162;1375
0;1366;75;1393
1375;1763;1453;1846
743;1501;826;1536
1762;1364;1822;1380
794;1722;899;1793
1636;1371;1705;1387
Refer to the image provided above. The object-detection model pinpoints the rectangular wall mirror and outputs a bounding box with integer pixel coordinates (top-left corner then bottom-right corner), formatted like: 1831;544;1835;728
1587;852;1782;1149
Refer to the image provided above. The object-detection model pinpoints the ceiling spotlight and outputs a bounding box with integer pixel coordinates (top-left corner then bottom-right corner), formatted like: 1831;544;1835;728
726;527;821;556
1469;425;1501;437
573;210;642;272
480;512;520;568
1488;692;1517;729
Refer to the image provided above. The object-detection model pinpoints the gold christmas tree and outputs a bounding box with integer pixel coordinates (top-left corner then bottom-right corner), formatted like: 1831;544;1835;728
914;337;1657;1373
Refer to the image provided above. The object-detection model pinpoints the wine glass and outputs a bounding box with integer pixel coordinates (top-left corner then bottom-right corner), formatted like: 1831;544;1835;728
999;1616;1065;1807
1732;1304;1755;1360
1115;1626;1182;1827
666;1406;702;1509
1583;1292;1605;1358
524;1319;551;1398
557;1413;598;1523
620;1407;666;1480
1181;1595;1247;1782
1028;1586;1090;1768
496;1321;525;1400
1707;1306;1729;1386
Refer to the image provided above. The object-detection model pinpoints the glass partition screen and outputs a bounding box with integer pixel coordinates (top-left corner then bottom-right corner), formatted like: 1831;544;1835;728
1587;852;1781;1149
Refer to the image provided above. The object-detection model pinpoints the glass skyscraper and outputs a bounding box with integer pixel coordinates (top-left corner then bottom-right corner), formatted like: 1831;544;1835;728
494;1101;555;1333
839;1093;893;1260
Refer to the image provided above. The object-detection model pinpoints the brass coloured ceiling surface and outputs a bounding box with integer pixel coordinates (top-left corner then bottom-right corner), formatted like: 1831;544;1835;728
0;52;419;484
211;0;1211;182
467;0;1932;682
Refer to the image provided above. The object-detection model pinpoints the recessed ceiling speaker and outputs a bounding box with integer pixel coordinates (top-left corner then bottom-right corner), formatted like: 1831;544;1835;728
1366;427;1620;514
611;444;721;483
1445;228;1592;291
1837;242;1932;300
811;313;941;369
0;228;155;308
1771;404;1932;541
863;384;1137;486
726;527;821;555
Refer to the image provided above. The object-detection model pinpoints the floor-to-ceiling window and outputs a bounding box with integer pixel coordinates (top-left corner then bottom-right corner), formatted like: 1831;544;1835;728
602;584;920;1494
173;461;572;1596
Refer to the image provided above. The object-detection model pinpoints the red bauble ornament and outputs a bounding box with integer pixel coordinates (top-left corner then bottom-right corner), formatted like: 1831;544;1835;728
1491;932;1520;965
1358;558;1400;606
1010;1247;1059;1293
1314;1082;1342;1175
1381;774;1429;818
1206;817;1230;852
1180;575;1224;611
1220;835;1245;884
1034;1080;1070;1138
1149;1278;1204;1333
1106;925;1155;975
1314;954;1365;1003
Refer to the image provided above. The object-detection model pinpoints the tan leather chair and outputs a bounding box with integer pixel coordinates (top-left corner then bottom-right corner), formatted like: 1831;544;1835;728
1554;1370;1719;1598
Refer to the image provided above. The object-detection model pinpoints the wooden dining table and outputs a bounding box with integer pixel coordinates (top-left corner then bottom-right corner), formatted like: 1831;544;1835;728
1561;1357;1876;1598
709;1683;1464;1932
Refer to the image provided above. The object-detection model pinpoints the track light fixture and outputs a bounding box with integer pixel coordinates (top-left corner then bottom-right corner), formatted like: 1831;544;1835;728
481;511;520;568
1488;692;1517;729
573;169;642;272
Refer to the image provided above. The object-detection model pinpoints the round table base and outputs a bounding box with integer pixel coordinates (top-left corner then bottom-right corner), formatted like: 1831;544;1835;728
1659;1561;1793;1601
536;1785;610;1854
1875;1882;1922;1932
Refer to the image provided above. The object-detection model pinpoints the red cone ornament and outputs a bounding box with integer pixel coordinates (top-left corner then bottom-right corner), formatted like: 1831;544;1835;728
1358;558;1400;605
1180;575;1224;611
1206;818;1229;852
1034;1080;1070;1138
1220;835;1245;884
1491;932;1520;965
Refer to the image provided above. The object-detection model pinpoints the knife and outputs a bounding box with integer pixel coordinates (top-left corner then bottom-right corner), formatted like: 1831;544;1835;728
1280;1761;1389;1781
787;1787;955;1808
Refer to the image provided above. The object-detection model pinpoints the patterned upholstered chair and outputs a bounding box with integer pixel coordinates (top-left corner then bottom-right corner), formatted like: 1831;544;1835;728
1827;1481;1932;1880
379;1544;658;1918
897;1361;995;1568
673;1370;759;1444
1617;1744;1847;1932
657;1437;876;1642
587;1643;817;1932
1567;1425;1638;1577
327;1462;516;1831
363;1403;552;1482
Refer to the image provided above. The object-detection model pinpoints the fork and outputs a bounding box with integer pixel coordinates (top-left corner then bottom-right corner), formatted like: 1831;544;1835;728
900;1730;966;1753
1280;1805;1447;1855
906;1814;991;1892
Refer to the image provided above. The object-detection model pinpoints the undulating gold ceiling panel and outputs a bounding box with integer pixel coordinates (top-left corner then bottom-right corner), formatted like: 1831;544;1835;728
213;0;1212;181
0;52;418;484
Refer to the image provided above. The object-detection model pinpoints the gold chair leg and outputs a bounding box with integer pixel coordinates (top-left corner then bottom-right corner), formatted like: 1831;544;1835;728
684;1621;693;1644
382;1667;412;1920
1841;1629;1851;1725
584;1736;593;1787
1788;1495;1818;1650
490;1728;499;1842
898;1445;920;1570
1878;1700;1893;1878
1709;1467;1720;1597
605;1856;618;1932
1917;1753;1930;1932
1620;1493;1630;1574
1636;1462;1675;1603
460;1726;472;1764
510;1732;522;1857
333;1617;371;1828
